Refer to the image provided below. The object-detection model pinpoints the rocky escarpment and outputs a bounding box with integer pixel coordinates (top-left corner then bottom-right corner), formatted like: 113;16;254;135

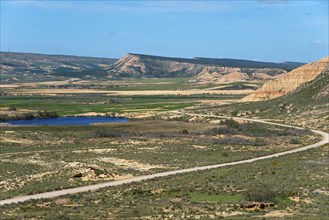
195;67;286;82
242;57;329;101
107;53;209;78
108;53;288;81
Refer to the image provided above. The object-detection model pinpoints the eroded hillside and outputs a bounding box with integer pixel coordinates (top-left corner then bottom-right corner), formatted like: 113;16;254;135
243;57;329;101
0;52;117;82
108;53;292;81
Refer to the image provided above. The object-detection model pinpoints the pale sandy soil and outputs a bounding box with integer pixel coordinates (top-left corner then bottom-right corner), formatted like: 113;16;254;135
74;112;107;116
0;108;35;115
192;145;208;150
0;137;34;144
197;99;238;104
7;88;253;96
99;157;166;171
107;89;253;96
0;85;19;88
215;211;245;217
72;148;114;154
0;171;56;191
262;210;295;218
205;83;259;90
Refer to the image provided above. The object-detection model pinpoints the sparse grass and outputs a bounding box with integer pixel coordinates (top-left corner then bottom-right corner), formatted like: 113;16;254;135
191;72;329;131
1;145;327;219
0;119;316;200
0;77;326;219
190;193;245;203
0;93;243;116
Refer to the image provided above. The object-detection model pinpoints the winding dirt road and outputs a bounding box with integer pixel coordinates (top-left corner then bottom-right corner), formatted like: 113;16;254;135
1;114;328;206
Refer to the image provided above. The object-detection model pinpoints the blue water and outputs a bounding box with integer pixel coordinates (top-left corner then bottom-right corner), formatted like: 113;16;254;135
6;116;128;126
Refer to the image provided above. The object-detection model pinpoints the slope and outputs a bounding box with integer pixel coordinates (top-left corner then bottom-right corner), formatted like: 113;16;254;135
107;53;301;80
208;69;329;130
243;57;329;101
0;52;117;82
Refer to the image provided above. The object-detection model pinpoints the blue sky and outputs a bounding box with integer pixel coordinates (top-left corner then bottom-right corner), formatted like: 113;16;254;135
1;0;328;62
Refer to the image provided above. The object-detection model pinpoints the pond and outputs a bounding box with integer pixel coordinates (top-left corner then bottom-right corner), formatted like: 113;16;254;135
6;116;128;126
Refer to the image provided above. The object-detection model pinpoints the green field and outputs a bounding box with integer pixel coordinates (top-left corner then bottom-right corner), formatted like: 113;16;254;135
0;78;251;118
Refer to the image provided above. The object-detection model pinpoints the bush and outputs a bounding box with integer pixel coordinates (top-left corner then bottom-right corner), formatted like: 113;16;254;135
204;126;237;135
220;118;239;128
37;110;59;118
245;188;277;203
0;114;10;121
181;129;189;135
253;138;267;146
21;112;35;120
9;106;17;111
212;137;251;145
289;137;301;144
91;130;131;138
222;152;229;157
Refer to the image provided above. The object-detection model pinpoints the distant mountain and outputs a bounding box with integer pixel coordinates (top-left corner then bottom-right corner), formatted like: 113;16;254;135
0;52;306;82
108;53;302;80
0;52;117;80
193;57;304;70
123;53;304;70
243;57;329;101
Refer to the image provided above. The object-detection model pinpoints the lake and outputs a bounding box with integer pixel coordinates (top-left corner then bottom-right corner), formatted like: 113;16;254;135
6;116;128;126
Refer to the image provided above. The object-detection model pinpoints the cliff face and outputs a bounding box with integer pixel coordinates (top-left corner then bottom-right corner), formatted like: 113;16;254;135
195;68;285;82
108;53;208;78
108;53;287;81
242;57;329;102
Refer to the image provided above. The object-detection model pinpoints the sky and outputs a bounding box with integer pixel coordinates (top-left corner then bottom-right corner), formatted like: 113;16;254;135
0;0;328;62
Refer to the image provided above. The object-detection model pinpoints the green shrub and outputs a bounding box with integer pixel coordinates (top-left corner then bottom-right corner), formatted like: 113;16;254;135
245;188;277;203
289;137;301;144
37;110;59;118
9;106;17;111
253;138;267;146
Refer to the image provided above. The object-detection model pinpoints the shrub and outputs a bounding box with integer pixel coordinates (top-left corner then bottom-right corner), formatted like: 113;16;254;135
220;118;239;128
253;138;267;146
222;152;229;157
289;137;301;144
245;188;277;203
37;110;59;118
91;130;130;138
213;137;251;145
9;106;17;111
21;112;35;120
204;126;237;135
0;114;10;121
181;129;189;135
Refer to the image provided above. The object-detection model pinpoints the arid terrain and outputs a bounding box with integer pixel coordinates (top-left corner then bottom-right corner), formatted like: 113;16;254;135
0;53;328;219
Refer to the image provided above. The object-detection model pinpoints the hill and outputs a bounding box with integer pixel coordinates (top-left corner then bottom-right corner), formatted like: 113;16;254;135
1;52;305;82
208;65;329;130
242;57;329;101
0;52;117;82
108;53;303;80
123;53;304;70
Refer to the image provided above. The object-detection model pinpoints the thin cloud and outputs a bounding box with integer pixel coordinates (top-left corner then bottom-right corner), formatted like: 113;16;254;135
308;40;329;48
6;1;233;14
257;0;287;4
